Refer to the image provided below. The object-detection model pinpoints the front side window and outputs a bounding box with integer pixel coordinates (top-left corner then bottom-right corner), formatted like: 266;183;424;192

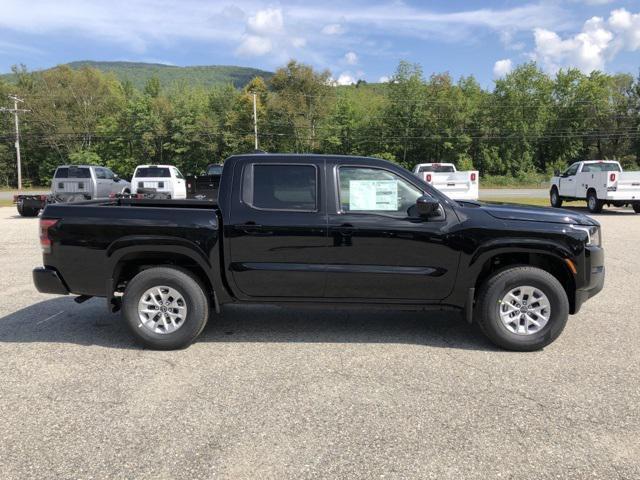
339;167;423;216
95;168;107;180
243;164;317;211
135;167;171;178
564;164;579;176
173;168;184;179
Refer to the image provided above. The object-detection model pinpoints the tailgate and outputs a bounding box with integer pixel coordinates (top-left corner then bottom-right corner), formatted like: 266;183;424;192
53;179;90;194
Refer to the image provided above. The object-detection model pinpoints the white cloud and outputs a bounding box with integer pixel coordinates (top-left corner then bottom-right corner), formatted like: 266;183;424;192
321;23;344;35
493;59;513;78
378;75;390;83
292;37;307;48
531;8;640;73
336;73;356;85
247;8;283;35
236;35;272;57
344;51;358;65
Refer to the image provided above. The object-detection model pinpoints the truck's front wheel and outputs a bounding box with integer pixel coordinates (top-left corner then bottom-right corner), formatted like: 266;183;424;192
550;187;562;208
122;267;209;350
475;266;569;351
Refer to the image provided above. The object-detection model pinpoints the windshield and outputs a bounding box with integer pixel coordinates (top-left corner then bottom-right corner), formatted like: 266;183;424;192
54;167;91;178
418;164;455;173
581;162;621;173
206;165;223;175
135;167;171;178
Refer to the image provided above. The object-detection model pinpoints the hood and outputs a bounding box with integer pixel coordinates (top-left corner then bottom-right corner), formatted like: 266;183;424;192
468;201;598;226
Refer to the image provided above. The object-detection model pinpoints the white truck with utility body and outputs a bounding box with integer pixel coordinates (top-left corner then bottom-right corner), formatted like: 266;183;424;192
131;165;187;199
413;163;479;200
550;160;640;214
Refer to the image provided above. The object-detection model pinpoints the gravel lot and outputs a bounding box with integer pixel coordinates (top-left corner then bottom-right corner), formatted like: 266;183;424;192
0;205;638;479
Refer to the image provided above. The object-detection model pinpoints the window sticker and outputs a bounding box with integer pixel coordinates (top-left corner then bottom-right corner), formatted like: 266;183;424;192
349;180;398;211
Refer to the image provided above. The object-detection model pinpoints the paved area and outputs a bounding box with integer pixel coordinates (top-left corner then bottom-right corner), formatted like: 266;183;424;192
0;206;638;479
480;188;547;198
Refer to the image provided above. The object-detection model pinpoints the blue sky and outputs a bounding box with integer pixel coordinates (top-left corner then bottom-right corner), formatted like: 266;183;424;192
1;0;639;86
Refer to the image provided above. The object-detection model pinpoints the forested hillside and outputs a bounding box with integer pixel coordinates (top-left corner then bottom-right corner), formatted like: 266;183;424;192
0;60;639;187
1;61;273;90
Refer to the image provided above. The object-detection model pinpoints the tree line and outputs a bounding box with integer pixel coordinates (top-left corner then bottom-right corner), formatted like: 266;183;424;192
1;60;639;187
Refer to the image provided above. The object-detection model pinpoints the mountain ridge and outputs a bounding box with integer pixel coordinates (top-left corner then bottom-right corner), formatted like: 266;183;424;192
1;60;274;89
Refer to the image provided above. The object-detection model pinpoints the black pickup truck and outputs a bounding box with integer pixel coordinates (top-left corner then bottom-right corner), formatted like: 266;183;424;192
33;153;604;351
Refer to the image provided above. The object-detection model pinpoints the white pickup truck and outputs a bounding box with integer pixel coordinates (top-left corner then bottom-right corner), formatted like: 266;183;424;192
550;160;640;213
412;163;479;200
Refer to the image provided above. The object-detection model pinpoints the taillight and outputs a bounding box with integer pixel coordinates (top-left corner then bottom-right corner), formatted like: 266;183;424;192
187;183;192;189
470;172;477;182
609;173;616;182
426;174;432;182
39;218;59;254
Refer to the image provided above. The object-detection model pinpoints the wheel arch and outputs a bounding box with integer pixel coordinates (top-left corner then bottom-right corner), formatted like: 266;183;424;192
471;250;577;314
106;237;226;311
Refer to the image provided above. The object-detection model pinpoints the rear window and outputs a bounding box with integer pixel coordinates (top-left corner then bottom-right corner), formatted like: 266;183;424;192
243;164;317;211
206;165;223;175
418;164;455;173
54;167;91;178
582;163;621;173
135;167;171;178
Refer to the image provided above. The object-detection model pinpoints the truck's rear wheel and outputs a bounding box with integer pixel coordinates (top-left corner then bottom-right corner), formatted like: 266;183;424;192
122;267;209;350
550;187;562;208
475;266;569;351
633;203;640;214
587;190;603;213
17;203;40;217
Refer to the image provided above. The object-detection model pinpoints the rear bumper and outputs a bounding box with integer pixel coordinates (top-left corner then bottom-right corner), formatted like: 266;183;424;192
574;246;604;314
33;267;69;295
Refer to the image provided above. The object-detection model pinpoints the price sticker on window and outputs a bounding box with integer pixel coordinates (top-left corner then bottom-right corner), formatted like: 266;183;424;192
349;180;398;211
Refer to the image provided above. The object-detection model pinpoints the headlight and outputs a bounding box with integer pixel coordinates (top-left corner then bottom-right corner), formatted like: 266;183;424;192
570;225;601;247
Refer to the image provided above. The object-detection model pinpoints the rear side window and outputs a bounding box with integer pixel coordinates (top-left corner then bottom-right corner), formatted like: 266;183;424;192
54;167;91;178
418;165;454;173
242;164;317;211
135;167;171;178
206;165;223;175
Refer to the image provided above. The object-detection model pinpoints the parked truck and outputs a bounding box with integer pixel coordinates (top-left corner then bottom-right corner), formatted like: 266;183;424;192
413;163;479;200
33;153;604;351
131;165;187;199
186;163;223;200
550;160;640;213
14;165;130;217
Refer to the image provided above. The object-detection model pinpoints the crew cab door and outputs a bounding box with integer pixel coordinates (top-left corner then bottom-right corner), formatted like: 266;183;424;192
225;158;329;298
558;163;579;197
324;162;459;301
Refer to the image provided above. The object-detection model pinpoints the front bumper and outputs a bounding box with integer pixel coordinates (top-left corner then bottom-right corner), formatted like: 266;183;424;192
574;246;605;314
33;267;69;295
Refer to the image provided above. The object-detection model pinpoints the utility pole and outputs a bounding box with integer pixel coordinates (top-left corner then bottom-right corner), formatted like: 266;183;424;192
252;91;259;150
1;95;30;190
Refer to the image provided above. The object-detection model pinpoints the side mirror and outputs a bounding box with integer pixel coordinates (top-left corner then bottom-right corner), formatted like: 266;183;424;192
554;170;560;177
113;175;120;182
416;195;440;217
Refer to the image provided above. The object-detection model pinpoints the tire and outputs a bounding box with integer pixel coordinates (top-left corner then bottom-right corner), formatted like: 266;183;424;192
475;266;569;351
586;190;603;213
550;187;562;208
633;203;640;214
17;203;39;217
122;267;210;350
